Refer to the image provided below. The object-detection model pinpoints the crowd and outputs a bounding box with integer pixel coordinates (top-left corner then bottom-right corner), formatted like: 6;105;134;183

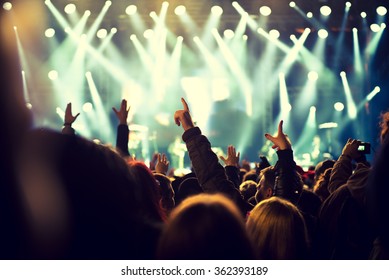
1;4;389;260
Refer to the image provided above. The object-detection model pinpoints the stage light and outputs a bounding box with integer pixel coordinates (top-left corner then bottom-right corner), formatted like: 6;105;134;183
125;5;137;15
289;2;296;8
366;86;381;101
320;6;331;16
381;23;387;29
85;10;91;17
111;27;117;34
211;6;223;16
64;3;76;15
310;106;316;112
307;12;313;18
82;102;93;113
318;29;328;39
242;34;248;41
174;5;186;15
105;1;112;7
45;28;56;38
96;29;107;39
48;70;58;80
3;2;12;10
224;29;234;39
377;6;387;16
334;102;345;111
149;11;157;18
130;34;137;41
259;6;272;17
353;27;357;33
143;29;154;39
269;29;280;39
308;71;318;81
26;103;32;110
340;71;346;77
346;2;352;8
370;23;381;32
361;12;367;18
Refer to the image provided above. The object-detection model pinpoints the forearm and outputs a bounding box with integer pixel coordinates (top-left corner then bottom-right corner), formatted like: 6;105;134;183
273;149;302;205
328;154;353;193
116;124;130;157
62;124;75;135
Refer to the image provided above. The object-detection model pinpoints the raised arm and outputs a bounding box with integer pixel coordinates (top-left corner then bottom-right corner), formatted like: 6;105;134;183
112;99;130;157
62;103;80;135
174;98;251;215
265;120;302;205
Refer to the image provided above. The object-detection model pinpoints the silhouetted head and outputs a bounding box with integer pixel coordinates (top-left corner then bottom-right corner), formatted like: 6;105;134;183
157;193;254;259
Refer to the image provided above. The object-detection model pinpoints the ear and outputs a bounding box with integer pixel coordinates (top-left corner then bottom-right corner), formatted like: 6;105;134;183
265;187;273;198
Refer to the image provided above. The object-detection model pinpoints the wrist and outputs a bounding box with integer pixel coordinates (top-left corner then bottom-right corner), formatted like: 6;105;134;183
64;123;72;126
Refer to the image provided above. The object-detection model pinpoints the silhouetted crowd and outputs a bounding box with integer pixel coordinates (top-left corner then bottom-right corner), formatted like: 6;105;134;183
1;3;389;260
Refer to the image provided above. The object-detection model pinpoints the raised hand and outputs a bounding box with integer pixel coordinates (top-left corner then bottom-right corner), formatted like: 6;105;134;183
174;98;195;131
264;120;292;151
112;99;130;125
64;102;80;125
155;153;170;175
219;145;240;167
341;138;362;160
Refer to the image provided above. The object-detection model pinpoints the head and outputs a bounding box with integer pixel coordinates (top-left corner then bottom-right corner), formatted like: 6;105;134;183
314;159;335;183
246;196;309;260
239;180;257;202
154;173;175;214
127;161;166;222
17;129;159;259
242;169;258;183
175;177;203;206
255;166;275;204
157;193;254;259
313;167;332;202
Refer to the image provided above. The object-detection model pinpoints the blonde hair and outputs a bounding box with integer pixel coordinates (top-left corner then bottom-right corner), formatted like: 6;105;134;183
247;196;309;259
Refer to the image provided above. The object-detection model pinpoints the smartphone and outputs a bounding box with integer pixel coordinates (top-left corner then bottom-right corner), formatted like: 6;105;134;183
358;142;371;154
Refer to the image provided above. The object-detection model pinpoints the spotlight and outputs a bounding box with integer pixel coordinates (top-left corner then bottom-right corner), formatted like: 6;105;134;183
177;36;183;42
352;28;358;33
310;106;316;112
259;6;272;17
174;5;186;15
85;10;91;17
105;1;112;7
345;2;352;9
308;71;318;81
381;23;387;29
377;6;387;16
96;29;107;39
130;34;137;41
318;29;329;39
361;12;367;18
83;102;93;113
320;6;332;16
26;103;33;110
289;2;296;8
211;6;223;16
48;70;58;80
224;29;234;39
45;28;56;38
340;71;346;77
2;2;12;10
242;34;248;41
370;23;381;32
269;29;280;39
334;102;344;111
162;2;169;8
111;28;117;34
307;12;313;18
125;5;137;15
64;3;76;15
143;29;154;39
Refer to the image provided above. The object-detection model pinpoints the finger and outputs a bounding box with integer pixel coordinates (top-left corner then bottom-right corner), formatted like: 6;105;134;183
237;152;240;161
278;120;284;135
157;153;161;162
265;133;275;142
112;107;119;114
219;155;226;162
74;113;80;120
181;98;189;112
271;144;278;149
